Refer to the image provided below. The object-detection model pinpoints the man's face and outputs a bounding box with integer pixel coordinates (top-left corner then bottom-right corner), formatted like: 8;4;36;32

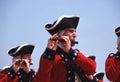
21;54;32;63
63;28;77;46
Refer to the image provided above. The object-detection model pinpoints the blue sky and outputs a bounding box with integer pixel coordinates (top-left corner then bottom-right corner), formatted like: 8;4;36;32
0;0;120;81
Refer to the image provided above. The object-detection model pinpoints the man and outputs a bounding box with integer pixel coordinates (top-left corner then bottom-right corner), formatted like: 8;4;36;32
36;15;96;82
105;26;120;82
0;44;36;82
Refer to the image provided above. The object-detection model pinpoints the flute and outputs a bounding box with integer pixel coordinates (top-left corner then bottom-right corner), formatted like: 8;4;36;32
50;38;78;44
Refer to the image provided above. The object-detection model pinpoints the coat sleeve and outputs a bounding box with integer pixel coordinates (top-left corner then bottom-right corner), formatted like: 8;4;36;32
31;48;55;82
67;48;96;75
75;51;96;75
32;56;54;82
105;54;120;81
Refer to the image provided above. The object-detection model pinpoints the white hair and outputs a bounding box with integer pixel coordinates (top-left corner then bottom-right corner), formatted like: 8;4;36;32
12;55;21;63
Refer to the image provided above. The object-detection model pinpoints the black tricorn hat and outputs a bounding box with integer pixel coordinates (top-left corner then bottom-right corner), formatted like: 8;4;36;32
94;72;104;80
115;26;120;37
87;55;96;61
8;44;35;57
45;15;80;35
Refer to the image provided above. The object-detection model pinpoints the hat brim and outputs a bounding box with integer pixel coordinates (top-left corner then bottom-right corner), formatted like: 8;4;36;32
87;55;96;61
94;72;104;79
8;44;35;57
115;26;120;37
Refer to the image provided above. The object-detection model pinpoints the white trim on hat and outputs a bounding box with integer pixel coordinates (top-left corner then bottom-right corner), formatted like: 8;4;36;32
45;15;80;31
93;72;104;78
8;43;34;56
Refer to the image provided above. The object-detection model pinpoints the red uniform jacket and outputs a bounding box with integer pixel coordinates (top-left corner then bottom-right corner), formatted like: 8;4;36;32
33;47;96;82
0;67;36;82
105;52;120;82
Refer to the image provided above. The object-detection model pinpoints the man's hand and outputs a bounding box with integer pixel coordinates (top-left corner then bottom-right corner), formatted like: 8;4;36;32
47;34;58;50
12;59;31;73
21;59;31;73
12;59;22;73
59;36;71;53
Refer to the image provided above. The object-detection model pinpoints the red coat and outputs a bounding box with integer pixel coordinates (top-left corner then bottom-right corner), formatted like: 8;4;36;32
0;68;19;82
33;48;96;82
105;53;120;82
0;67;36;82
